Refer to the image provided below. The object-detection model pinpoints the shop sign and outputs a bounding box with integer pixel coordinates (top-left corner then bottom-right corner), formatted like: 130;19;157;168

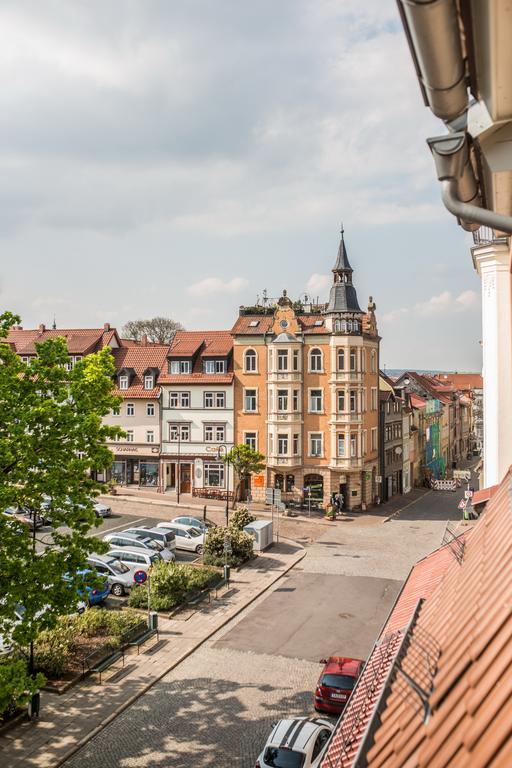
253;474;265;488
114;444;161;456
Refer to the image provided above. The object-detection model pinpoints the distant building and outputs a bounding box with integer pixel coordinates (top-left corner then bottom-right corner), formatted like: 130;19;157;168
379;378;404;501
232;230;380;510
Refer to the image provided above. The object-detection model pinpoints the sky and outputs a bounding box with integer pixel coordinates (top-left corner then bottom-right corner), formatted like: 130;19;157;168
0;0;482;371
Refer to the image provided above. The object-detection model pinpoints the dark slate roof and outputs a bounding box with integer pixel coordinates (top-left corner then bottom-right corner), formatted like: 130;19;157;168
326;283;363;313
333;230;353;273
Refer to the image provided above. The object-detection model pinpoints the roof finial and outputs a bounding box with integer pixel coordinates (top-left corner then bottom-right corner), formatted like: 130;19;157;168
52;316;57;330
340;221;344;237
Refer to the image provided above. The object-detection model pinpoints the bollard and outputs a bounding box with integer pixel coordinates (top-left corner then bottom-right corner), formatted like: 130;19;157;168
223;563;231;584
149;610;158;630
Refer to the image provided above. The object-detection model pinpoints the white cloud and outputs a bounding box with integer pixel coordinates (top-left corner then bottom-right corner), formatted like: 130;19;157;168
187;276;249;297
381;307;409;324
455;289;479;310
415;291;452;316
306;273;331;297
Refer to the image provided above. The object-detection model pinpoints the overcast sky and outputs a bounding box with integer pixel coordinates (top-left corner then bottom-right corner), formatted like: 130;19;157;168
1;0;481;371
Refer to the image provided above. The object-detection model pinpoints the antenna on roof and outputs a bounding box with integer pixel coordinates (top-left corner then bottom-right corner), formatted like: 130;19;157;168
262;289;268;307
52;316;57;330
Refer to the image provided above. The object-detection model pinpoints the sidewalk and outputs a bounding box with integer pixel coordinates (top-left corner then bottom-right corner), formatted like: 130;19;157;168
0;543;305;768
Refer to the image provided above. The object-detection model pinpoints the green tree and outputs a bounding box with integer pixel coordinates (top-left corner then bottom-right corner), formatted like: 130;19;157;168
0;311;122;675
122;317;184;344
221;444;265;508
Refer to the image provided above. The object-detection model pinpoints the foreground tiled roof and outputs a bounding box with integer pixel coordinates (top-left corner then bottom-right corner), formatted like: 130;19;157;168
471;484;499;507
366;469;512;767
321;538;464;768
112;344;169;398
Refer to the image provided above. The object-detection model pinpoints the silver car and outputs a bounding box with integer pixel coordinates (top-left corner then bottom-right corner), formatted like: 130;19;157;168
86;554;136;597
106;547;161;573
102;532;175;562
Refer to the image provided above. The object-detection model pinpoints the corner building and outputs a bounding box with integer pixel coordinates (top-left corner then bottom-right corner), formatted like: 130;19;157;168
232;232;380;510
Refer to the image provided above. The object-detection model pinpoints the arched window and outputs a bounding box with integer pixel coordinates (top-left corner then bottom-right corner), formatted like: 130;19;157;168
341;320;347;333
309;348;323;372
334;319;341;332
245;349;257;372
347;320;353;332
371;350;376;373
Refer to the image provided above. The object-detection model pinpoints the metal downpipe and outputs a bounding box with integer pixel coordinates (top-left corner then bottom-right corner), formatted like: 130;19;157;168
441;180;512;235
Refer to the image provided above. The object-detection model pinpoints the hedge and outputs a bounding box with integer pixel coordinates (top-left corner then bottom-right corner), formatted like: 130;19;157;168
128;561;219;612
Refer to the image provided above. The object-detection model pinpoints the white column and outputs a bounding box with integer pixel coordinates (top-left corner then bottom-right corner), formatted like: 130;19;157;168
474;242;512;486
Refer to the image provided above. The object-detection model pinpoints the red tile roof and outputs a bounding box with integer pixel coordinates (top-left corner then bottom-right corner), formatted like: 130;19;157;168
112;344;170;398
231;315;274;335
366;468;512;767
435;373;483;390
410;394;427;409
471;484;499;506
6;326;120;355
158;331;233;384
321;537;467;768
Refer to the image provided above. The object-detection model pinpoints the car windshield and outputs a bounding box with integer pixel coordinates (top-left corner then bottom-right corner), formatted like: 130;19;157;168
187;527;202;538
109;559;130;574
145;539;162;551
150;554;160;564
263;747;306;768
321;674;356;689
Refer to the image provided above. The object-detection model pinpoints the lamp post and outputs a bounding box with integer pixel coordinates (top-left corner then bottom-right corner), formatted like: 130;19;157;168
176;428;181;506
217;445;230;526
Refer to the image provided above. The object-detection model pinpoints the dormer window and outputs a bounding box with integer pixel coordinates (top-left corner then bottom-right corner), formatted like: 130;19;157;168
119;374;129;390
144;374;154;390
169;360;191;374
204;359;225;374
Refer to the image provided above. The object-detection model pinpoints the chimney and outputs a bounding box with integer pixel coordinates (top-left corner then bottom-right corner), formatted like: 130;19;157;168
39;323;45;332
141;334;148;346
104;323;110;332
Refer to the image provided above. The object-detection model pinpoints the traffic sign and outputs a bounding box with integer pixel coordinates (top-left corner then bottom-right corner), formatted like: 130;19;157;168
133;569;147;584
223;536;232;554
273;488;282;504
265;488;274;505
464;490;473;500
458;499;467;510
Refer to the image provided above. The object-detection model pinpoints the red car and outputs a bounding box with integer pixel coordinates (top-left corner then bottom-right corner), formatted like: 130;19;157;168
314;656;364;714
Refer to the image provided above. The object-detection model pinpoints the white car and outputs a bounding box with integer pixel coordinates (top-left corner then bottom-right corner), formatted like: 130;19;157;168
93;501;112;518
255;718;333;768
102;532;175;562
106;548;161;573
156;522;205;554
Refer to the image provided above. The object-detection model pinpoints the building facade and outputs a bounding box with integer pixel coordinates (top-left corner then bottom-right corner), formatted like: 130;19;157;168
159;331;235;496
103;343;169;487
379;386;404;501
232;232;380;510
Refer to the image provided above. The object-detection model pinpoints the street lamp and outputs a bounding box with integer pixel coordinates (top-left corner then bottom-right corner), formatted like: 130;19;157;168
217;444;230;526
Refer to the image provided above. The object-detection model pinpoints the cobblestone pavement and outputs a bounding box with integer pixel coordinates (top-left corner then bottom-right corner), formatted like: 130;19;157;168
63;490;459;768
65;641;322;768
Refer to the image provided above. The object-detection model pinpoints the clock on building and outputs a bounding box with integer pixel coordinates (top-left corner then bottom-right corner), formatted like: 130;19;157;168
280;319;289;329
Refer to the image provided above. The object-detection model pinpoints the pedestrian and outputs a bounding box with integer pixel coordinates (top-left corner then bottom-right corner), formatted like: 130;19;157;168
336;492;344;512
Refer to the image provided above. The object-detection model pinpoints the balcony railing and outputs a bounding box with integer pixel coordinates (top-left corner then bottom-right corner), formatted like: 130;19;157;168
329;457;363;470
472;226;509;246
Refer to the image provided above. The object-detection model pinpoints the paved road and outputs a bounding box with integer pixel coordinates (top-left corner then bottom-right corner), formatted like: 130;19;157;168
64;490;455;768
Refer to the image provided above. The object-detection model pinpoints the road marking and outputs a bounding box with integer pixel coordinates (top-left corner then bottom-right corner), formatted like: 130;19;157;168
89;517;148;537
383;490;433;523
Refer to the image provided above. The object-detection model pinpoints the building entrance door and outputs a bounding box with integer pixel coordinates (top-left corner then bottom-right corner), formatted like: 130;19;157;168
180;463;192;493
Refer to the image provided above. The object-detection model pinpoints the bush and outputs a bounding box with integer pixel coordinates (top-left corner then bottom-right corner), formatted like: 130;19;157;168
127;562;219;612
0;660;45;719
33;608;142;676
229;507;255;532
203;525;254;567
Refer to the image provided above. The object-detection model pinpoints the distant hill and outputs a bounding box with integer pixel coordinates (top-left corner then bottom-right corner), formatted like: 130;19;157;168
384;369;452;378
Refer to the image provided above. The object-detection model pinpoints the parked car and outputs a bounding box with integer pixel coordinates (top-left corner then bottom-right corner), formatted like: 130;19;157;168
313;656;364;714
102;532;175;562
92;501;112;518
63;569;110;607
122;526;176;553
171;516;216;533
3;506;44;530
106;547;161;573
156;522;205;554
87;554;136;597
256;718;333;768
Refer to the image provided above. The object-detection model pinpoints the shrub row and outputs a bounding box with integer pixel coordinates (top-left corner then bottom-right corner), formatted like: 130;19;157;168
128;562;219;612
203;507;256;567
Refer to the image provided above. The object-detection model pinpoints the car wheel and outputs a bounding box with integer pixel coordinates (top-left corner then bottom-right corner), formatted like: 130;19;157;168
195;545;203;555
111;583;124;597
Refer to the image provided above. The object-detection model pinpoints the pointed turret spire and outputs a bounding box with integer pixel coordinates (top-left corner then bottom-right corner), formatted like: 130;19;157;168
333;224;353;274
325;227;363;314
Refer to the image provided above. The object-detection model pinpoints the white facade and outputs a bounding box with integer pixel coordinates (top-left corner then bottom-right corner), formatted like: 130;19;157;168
473;241;512;487
160;383;235;493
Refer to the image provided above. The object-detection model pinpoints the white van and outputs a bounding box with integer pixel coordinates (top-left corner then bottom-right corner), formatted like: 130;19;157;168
124;526;176;553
